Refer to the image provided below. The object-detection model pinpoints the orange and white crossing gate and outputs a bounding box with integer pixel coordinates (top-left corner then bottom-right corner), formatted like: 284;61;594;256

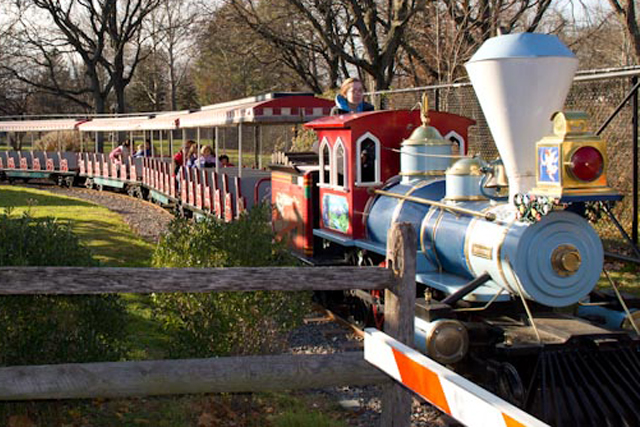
364;329;550;427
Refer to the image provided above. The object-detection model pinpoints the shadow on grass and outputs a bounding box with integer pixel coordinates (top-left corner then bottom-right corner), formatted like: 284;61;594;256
0;186;96;209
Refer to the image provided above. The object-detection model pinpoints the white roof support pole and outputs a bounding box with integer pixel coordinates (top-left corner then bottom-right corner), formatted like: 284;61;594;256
197;127;201;154
169;130;174;156
94;132;98;153
160;131;163;157
258;126;263;169
215;127;219;174
254;125;260;169
80;131;84;153
238;123;243;177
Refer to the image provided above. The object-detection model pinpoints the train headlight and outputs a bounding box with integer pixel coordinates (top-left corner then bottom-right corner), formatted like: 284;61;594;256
531;111;620;201
570;146;603;182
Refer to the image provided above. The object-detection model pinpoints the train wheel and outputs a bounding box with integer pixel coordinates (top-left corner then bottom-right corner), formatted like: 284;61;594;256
491;361;525;407
96;184;104;192
85;178;94;189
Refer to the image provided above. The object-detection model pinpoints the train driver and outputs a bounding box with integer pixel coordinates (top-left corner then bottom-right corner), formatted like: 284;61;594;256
330;77;375;115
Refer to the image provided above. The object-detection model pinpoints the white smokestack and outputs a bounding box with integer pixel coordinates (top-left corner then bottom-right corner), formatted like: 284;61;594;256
465;33;578;201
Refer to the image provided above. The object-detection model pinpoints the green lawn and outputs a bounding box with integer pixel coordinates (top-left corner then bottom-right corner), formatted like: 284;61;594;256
0;185;154;267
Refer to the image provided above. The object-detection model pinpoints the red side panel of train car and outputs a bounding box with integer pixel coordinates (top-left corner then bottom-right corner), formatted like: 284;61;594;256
271;170;315;257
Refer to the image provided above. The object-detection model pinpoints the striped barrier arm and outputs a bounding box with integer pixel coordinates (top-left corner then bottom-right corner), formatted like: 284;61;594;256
364;328;549;427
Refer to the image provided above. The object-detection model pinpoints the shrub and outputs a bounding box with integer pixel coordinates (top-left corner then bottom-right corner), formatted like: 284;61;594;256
34;130;82;152
289;128;318;152
0;209;129;366
152;204;311;357
0;208;96;267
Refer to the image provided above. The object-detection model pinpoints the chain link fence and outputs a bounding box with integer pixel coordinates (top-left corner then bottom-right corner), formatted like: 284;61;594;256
367;74;639;255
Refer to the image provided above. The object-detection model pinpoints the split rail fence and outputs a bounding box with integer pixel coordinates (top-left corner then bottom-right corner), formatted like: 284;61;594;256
0;223;418;427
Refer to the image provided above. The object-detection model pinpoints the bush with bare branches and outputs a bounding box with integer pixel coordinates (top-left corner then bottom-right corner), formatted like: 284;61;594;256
34;131;82;152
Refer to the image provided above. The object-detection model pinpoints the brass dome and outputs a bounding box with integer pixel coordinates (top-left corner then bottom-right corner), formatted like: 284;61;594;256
446;157;484;176
402;124;446;147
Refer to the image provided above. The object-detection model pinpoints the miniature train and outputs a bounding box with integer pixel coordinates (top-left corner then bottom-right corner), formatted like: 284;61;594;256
1;33;639;427
269;33;640;427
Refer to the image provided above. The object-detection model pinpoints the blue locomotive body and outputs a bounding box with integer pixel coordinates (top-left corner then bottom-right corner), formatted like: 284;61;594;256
365;176;605;307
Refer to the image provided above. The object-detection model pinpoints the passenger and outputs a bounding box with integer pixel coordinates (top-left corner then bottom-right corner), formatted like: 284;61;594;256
137;139;153;157
197;145;216;168
109;139;131;164
185;144;199;168
174;139;195;174
218;154;234;167
330;77;375;115
133;143;145;158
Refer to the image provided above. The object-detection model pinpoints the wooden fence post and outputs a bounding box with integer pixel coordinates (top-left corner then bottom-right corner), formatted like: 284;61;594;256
380;222;416;427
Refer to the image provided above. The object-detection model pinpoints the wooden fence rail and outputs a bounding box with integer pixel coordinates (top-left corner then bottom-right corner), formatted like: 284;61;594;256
0;223;417;427
0;266;391;294
0;353;388;400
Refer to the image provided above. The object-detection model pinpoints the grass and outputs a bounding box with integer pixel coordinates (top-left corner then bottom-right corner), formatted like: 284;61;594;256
597;261;640;294
0;392;351;427
0;186;347;426
0;185;154;267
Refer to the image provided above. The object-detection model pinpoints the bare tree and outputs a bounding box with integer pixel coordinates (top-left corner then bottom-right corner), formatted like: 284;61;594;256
193;3;306;103
401;0;555;85
228;0;426;91
147;0;199;110
607;0;640;63
4;0;162;114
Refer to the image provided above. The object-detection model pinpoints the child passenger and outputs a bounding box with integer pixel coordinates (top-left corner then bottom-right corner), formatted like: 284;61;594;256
109;139;131;164
197;146;216;168
174;139;195;173
218;154;234;167
133;139;152;157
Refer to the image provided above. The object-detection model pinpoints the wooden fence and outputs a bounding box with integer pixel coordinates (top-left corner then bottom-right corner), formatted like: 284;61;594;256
0;222;417;427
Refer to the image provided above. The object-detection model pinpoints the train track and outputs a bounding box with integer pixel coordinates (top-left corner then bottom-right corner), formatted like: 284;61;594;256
309;303;366;340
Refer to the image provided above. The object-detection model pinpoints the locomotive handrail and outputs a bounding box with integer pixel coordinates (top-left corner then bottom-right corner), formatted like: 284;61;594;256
374;189;497;221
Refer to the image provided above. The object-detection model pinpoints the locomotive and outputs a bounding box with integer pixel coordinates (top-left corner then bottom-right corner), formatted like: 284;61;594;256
271;33;640;426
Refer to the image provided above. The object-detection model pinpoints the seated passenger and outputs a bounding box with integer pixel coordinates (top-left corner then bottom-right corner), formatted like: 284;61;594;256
109;139;131;164
197;145;216;168
185;144;199;168
133;143;145;158
330;77;375;115
174;139;195;173
133;139;152;157
219;154;234;167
